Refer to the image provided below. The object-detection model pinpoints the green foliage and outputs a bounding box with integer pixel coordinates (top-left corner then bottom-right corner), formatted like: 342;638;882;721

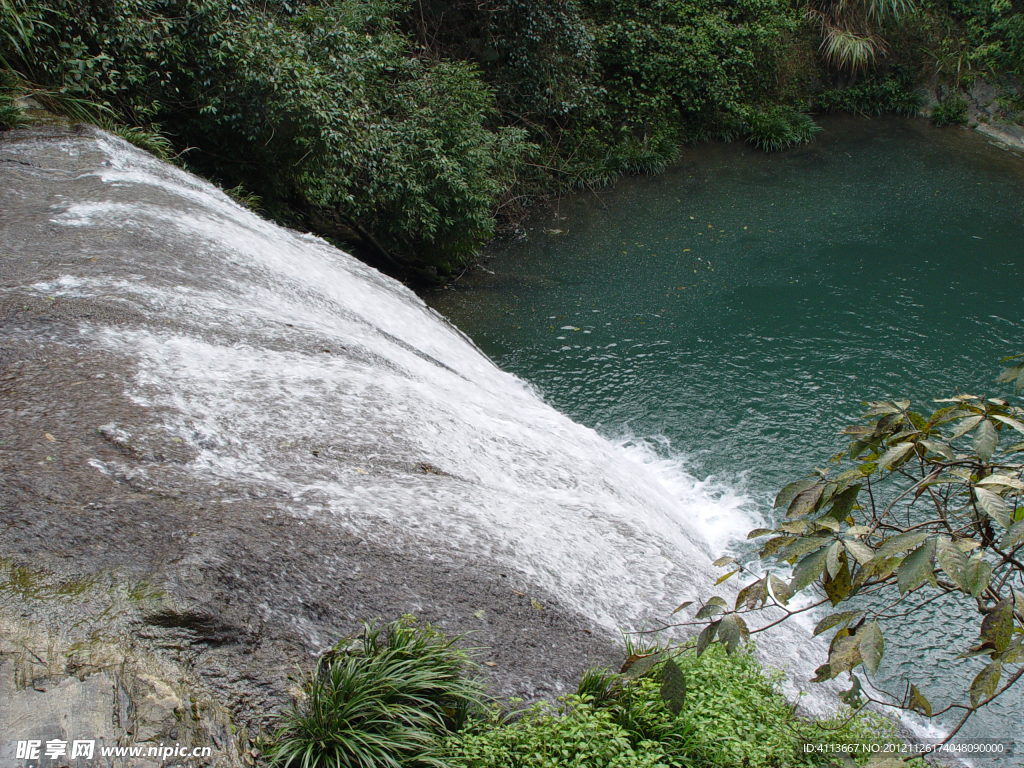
191;2;532;271
744;105;821;151
0;71;23;129
448;643;901;768
806;0;916;71
687;354;1024;738
447;697;670;768
569;0;804;177
101;121;174;159
6;0;531;278
931;92;969;124
0;94;21;129
814;73;923;115
918;0;1024;80
0;0;49;73
263;617;485;768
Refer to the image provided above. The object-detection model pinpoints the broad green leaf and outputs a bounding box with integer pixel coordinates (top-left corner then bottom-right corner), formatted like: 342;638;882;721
897;540;937;595
980;598;1014;653
823;485;862;521
875;530;930;559
791;546;830;592
712;556;736;567
718;614;748;654
735;578;766;610
715;569;739;586
878;441;915;471
951;414;984;439
825;540;844;578
838;674;863;709
843;539;874;566
836;467;867;483
996;364;1022;384
811;516;840;532
780;520;810;534
624;653;663;679
991;413;1024;434
1000;519;1024;550
811;663;832;682
1002;636;1024;664
671;601;693;615
768;574;791;606
976;474;1024;491
863;401;902;417
747;528;773;539
774;478;816;509
936;537;969;591
851;557;879;591
696;621;719;657
828;633;863;676
969;660;1002;707
858;621;884;675
788;485;825;518
974;419;998;462
660;658;686;715
907;684;932;717
919;439;954;460
780;535;830;562
825;556;851;606
958;643;997;660
965;556;993;598
761;535;796;558
929;404;962;423
975;487;1013;529
695;596;727;619
813;610;864;637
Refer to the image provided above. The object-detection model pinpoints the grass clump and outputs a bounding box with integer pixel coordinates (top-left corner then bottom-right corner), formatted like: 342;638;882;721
743;105;821;152
263;617;485;768
814;74;923;116
0;92;22;129
931;93;969;126
100;122;174;160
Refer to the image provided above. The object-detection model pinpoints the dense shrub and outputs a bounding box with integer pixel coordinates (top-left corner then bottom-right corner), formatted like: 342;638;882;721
2;0;532;279
444;642;905;768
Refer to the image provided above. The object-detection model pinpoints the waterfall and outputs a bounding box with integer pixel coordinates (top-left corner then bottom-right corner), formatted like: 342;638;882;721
2;126;832;705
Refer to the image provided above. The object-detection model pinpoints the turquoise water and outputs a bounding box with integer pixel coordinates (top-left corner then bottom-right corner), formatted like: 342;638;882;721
428;115;1024;755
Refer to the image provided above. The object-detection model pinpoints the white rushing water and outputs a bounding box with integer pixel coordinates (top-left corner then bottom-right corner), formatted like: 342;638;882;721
28;131;835;705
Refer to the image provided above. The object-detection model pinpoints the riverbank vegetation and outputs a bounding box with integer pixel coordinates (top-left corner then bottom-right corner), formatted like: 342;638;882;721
672;355;1024;749
261;617;908;768
1;0;1022;280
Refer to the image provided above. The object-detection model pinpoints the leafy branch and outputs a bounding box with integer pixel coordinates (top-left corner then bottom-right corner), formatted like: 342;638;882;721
674;353;1024;751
